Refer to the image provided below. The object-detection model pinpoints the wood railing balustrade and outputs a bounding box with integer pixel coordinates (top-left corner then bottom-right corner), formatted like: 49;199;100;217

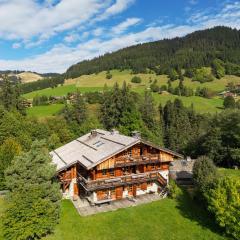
77;171;167;191
114;154;170;167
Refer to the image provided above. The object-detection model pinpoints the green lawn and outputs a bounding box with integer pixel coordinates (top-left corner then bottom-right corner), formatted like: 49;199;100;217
26;104;64;118
0;185;233;240
42;193;227;240
218;168;240;178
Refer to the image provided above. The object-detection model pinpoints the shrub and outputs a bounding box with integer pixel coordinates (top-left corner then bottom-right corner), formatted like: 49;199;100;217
168;179;182;199
131;76;142;83
212;59;225;79
150;79;160;92
193;156;218;195
106;71;112;79
192;67;214;83
223;96;236;109
206;177;240;240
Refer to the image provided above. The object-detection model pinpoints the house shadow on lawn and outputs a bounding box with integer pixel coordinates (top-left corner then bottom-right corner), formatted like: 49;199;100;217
175;189;232;239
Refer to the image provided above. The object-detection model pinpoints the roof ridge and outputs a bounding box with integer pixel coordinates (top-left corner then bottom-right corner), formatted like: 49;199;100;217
100;136;127;146
82;155;94;164
76;139;98;151
53;150;68;166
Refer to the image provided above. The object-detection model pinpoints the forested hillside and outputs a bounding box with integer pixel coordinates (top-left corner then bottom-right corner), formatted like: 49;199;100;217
65;26;240;78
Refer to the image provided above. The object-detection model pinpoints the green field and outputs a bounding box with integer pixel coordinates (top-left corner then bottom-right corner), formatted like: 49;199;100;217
23;85;103;99
71;70;240;92
22;70;240;118
26;104;64;118
152;94;223;114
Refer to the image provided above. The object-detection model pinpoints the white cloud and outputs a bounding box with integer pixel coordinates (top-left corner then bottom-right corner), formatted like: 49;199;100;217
0;0;106;42
12;42;21;49
0;1;240;73
0;25;203;73
189;0;198;5
112;18;141;34
92;27;104;37
64;33;80;43
97;0;135;20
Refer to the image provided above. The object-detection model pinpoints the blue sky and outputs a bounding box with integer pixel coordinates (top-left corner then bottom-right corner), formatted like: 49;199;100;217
0;0;239;73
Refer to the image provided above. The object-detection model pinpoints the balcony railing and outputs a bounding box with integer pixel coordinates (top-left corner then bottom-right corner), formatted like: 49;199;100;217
77;171;167;191
114;154;171;167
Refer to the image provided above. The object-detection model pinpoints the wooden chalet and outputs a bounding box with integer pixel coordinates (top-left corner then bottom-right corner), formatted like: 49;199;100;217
50;129;183;204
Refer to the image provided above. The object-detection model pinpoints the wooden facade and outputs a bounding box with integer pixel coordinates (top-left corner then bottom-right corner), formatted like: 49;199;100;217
58;142;178;203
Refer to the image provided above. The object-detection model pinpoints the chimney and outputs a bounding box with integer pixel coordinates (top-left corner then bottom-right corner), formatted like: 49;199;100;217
90;130;98;138
111;129;119;135
132;131;141;139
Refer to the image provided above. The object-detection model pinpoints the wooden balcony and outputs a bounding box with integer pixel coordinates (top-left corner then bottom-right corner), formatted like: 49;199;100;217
77;171;167;191
114;154;170;167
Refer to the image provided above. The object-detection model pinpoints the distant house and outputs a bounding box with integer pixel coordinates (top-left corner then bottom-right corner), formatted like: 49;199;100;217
218;91;237;98
22;99;32;108
159;90;170;95
50;129;183;204
49;96;65;103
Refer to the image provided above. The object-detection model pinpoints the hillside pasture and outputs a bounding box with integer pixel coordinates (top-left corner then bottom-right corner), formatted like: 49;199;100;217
18;72;43;83
26;104;64;118
23;70;240;117
69;70;240;92
152;94;223;114
23;85;103;99
70;70;169;88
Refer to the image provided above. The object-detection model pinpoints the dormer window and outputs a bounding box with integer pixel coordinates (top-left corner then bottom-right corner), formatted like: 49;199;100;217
93;141;105;147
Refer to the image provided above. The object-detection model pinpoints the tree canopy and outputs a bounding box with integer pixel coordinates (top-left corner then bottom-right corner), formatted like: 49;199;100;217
3;141;61;240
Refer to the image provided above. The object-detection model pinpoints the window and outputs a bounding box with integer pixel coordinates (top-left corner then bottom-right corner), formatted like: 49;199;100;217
109;169;114;177
93;141;105;147
127;149;132;156
93;141;101;145
102;169;107;176
110;188;115;195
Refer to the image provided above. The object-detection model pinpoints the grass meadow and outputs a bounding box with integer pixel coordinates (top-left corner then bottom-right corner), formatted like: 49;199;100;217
26;104;65;118
22;70;240;117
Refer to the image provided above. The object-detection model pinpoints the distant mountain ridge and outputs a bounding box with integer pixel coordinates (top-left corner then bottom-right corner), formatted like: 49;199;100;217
65;26;240;79
0;71;60;84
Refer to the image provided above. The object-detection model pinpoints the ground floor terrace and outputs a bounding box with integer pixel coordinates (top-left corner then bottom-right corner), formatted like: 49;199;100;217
72;190;167;216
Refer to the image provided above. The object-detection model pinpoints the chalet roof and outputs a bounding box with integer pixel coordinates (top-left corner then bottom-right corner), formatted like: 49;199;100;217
50;129;183;172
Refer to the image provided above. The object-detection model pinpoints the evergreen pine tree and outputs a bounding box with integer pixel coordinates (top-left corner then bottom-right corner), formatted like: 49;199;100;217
140;90;156;130
3;141;61;240
72;91;87;124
